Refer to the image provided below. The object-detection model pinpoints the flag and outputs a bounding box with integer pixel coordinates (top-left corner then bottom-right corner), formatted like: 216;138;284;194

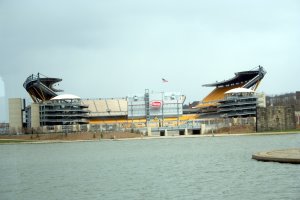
162;78;168;83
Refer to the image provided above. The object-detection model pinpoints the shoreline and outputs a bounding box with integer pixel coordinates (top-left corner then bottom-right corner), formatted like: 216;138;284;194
1;131;300;144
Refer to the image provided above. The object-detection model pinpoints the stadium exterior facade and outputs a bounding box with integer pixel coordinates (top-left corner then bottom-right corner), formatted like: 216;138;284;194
192;66;266;114
218;88;265;118
8;66;268;133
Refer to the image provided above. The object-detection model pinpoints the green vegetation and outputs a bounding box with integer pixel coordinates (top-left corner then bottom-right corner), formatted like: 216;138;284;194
0;139;33;144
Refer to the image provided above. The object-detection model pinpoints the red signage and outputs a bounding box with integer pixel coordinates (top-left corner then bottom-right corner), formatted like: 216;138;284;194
150;101;162;108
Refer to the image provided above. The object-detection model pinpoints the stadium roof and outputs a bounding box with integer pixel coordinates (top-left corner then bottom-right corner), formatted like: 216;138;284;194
23;73;63;102
202;67;264;87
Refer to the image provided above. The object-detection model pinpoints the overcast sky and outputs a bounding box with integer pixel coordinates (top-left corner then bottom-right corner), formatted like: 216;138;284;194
1;0;300;122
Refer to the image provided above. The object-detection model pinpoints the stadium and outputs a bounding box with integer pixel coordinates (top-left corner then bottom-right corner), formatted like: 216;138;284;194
9;66;267;134
193;66;266;114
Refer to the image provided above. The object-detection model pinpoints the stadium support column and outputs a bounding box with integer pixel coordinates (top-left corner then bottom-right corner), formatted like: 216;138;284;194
131;102;134;128
9;98;23;133
31;103;40;129
147;127;152;136
144;89;150;126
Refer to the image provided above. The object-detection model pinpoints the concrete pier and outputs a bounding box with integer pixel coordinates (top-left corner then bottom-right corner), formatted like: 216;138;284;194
252;148;300;164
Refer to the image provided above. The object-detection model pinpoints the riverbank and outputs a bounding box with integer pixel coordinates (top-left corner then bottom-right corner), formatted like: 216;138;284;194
115;131;300;141
1;130;300;144
0;132;142;144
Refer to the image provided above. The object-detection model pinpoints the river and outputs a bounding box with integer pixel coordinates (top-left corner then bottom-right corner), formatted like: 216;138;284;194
1;133;300;200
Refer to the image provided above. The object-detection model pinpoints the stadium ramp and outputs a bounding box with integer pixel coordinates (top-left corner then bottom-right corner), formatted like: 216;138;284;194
23;73;63;102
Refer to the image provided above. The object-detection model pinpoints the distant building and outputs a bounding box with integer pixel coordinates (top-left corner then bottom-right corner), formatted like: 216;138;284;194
266;91;300;111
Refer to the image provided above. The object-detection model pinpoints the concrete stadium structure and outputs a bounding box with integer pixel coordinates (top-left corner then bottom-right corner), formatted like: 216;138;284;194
194;66;266;114
21;74;89;129
8;98;23;132
82;90;188;129
218;88;265;118
8;66;272;134
127;90;185;120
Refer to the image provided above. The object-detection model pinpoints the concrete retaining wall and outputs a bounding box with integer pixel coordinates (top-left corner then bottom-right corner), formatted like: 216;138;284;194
257;106;296;132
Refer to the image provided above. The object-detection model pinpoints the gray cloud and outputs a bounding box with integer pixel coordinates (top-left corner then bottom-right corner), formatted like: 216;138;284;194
0;0;300;122
0;76;4;97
